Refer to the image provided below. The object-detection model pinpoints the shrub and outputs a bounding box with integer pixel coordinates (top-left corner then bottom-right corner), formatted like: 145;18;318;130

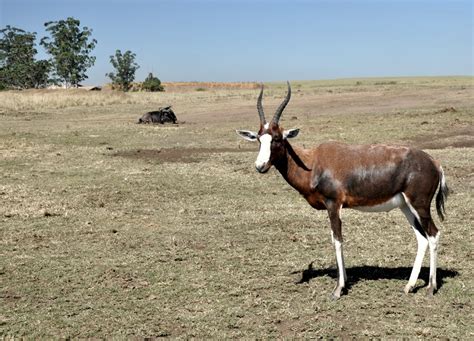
142;72;164;92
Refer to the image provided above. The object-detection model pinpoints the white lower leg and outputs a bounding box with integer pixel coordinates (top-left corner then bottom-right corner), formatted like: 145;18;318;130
427;232;440;291
331;231;347;283
400;199;429;294
333;238;346;297
405;228;428;293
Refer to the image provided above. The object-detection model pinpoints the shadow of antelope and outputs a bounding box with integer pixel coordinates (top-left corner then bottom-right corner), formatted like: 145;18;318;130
294;263;459;293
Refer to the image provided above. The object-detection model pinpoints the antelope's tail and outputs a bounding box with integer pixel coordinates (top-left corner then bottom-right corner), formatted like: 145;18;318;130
435;166;449;221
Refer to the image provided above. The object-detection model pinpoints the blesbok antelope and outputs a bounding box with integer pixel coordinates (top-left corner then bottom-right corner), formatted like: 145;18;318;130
236;82;449;299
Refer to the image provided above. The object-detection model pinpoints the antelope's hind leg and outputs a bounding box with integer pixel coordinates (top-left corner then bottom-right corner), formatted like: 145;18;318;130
412;205;440;296
400;198;428;294
426;221;440;295
401;194;440;295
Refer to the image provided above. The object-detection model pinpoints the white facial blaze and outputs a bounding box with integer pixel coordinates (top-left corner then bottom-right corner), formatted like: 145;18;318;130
255;134;272;169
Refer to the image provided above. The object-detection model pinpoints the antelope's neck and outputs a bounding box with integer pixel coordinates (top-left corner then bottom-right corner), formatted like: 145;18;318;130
274;142;313;195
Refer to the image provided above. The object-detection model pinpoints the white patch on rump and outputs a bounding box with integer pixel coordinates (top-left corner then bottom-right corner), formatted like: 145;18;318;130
353;193;405;212
255;134;272;168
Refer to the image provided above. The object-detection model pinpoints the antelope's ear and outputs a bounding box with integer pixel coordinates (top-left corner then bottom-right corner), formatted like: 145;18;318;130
283;128;300;139
236;130;258;142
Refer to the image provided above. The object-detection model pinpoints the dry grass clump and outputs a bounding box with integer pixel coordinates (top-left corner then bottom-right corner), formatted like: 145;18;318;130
0;88;255;112
0;89;130;111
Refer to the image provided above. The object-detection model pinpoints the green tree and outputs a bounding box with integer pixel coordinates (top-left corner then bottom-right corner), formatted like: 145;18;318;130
31;59;52;88
40;17;97;88
106;50;139;92
0;25;49;89
142;72;164;92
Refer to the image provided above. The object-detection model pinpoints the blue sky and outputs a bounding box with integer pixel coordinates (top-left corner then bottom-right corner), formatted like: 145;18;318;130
1;0;472;84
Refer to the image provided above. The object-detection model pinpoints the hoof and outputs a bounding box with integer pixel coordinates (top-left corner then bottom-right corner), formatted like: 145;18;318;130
404;284;414;295
331;286;345;300
426;286;437;296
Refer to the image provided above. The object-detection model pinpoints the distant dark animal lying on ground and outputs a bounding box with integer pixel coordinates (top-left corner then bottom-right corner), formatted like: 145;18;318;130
138;106;178;124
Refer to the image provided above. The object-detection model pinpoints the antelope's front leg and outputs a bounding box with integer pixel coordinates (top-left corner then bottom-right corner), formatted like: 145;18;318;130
327;203;347;299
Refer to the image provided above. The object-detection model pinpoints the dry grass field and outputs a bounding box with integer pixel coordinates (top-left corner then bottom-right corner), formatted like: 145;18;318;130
1;77;473;338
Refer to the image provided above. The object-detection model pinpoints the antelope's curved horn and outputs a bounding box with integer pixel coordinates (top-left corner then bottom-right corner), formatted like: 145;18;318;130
257;83;266;125
272;81;291;124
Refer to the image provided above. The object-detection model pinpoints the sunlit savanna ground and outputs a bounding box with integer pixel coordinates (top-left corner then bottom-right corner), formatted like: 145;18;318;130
1;77;473;338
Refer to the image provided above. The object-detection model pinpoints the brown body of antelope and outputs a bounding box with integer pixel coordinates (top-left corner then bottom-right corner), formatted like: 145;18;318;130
237;82;449;299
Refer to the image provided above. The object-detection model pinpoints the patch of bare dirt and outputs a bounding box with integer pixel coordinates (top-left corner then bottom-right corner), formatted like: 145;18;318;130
112;147;254;163
438;106;458;113
411;126;474;150
0;110;51;119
